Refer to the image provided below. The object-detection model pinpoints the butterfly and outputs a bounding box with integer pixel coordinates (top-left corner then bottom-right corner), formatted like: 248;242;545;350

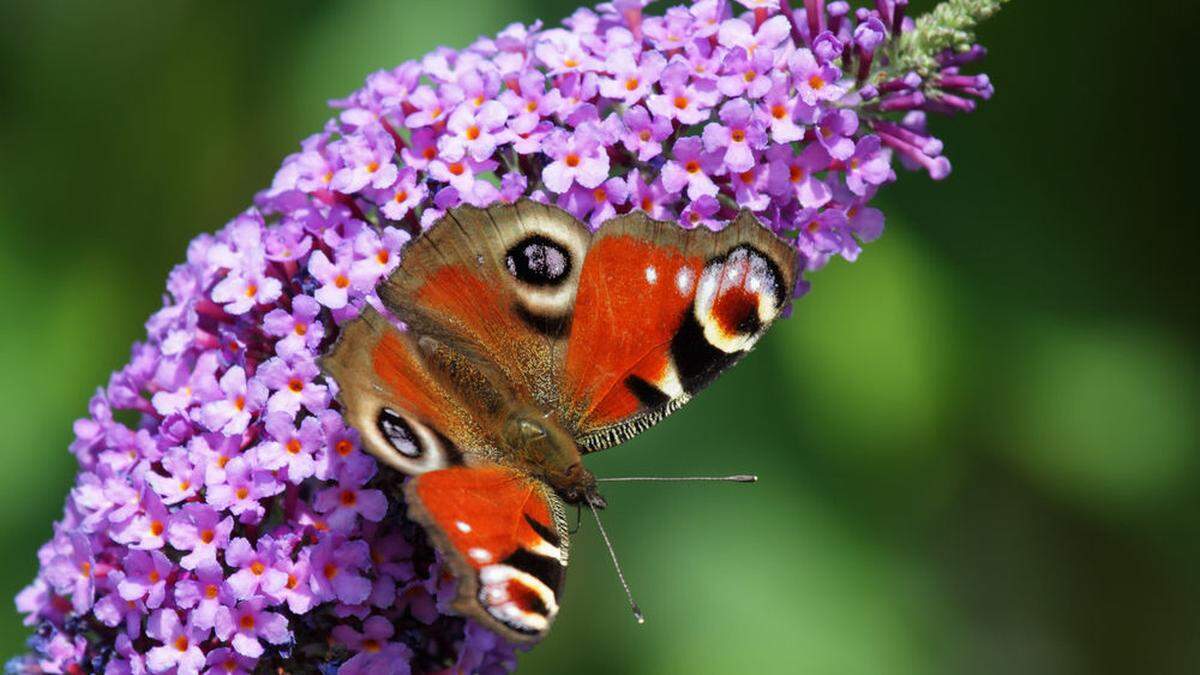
320;200;797;643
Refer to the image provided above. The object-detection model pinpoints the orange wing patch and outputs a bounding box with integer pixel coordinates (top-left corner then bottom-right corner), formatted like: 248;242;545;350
410;466;558;568
405;466;567;641
564;235;703;426
372;330;457;433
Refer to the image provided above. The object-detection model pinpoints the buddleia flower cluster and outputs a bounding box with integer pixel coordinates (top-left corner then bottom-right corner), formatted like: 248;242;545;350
11;0;998;673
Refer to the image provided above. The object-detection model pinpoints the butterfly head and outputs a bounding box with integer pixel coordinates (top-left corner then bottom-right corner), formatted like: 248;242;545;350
501;410;604;508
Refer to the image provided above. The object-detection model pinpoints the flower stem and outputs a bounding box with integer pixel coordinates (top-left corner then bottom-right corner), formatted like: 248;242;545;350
887;0;1010;76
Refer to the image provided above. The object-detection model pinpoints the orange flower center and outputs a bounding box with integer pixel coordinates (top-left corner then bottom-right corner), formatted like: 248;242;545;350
565;153;580;168
771;104;787;119
422;146;436;160
625;78;640;91
200;529;215;544
731;129;746;143
738;170;755;183
174;635;189;652
376;249;389;264
79;562;91;577
789;166;805;183
240;614;255;630
563;57;579;68
808;74;826;90
244;283;258;298
250;561;266;576
465;125;480;141
525;100;538;113
393;190;408;204
234;396;246;412
448;162;465;176
235;487;250;500
150;520;165;536
593;188;607;202
673;96;689;110
638;130;651;141
288;378;304;393
363;639;382;654
684;160;701;174
339;490;358;507
286;574;299;590
324;563;339;580
334;275;349;289
205;583;219;599
336;440;353;456
286;438;302;455
366;161;379;174
743;71;757;82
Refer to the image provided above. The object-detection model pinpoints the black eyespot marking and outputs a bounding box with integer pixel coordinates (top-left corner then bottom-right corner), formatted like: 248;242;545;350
725;244;788;307
377;408;422;458
505;235;571;286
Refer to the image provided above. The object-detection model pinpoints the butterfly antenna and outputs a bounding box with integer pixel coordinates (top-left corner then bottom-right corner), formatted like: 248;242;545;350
596;474;758;483
586;496;645;625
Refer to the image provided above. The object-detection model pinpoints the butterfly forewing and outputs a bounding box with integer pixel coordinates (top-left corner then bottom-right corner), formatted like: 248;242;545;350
378;201;590;410
562;210;798;451
404;465;570;643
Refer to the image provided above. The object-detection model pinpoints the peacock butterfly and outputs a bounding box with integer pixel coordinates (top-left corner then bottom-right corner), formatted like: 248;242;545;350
320;199;797;642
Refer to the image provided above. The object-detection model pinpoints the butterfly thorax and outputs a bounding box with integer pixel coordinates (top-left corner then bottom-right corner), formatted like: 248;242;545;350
500;408;604;508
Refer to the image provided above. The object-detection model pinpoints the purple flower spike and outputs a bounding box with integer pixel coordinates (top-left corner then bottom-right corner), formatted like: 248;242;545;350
17;1;999;671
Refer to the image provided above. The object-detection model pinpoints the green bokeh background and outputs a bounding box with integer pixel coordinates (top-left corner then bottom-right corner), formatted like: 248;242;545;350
1;1;1196;673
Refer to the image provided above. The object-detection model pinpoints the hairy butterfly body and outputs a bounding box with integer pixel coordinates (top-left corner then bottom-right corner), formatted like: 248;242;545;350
321;200;797;642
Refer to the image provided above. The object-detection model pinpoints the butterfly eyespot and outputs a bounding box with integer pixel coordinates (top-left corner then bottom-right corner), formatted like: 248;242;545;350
505;235;572;287
377;408;421;458
691;245;784;355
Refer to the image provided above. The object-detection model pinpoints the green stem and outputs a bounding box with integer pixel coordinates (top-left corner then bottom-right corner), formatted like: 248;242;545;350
887;0;1011;77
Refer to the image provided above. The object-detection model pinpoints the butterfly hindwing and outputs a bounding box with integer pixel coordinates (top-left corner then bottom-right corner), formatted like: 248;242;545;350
320;306;477;475
404;465;570;643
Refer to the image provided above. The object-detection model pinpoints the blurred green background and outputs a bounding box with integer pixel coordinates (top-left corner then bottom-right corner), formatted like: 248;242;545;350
1;1;1196;673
